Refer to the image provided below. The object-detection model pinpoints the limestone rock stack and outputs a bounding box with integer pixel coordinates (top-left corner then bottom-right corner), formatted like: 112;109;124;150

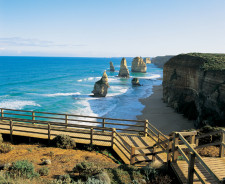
144;57;151;64
110;61;115;72
92;71;109;97
131;57;147;73
118;58;129;77
132;78;141;86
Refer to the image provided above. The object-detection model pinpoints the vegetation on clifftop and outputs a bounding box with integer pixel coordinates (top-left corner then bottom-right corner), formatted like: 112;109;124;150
187;53;225;71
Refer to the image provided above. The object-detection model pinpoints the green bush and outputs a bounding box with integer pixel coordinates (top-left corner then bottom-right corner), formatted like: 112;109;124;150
73;162;103;179
141;166;157;181
10;160;39;178
51;134;76;149
86;177;105;184
38;166;49;176
0;143;13;153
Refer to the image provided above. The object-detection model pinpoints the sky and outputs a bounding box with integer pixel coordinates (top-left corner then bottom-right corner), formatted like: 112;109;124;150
0;0;225;57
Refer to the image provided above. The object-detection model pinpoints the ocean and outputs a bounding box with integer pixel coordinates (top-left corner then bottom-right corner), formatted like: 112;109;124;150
0;56;162;120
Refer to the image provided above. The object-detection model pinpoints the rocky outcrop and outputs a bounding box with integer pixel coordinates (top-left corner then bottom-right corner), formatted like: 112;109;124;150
92;71;109;97
118;58;129;77
163;53;225;127
151;55;174;68
144;57;151;64
132;78;141;86
110;61;115;72
131;57;147;73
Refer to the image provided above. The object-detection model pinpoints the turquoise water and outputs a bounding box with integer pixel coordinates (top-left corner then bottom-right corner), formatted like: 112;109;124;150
0;56;162;120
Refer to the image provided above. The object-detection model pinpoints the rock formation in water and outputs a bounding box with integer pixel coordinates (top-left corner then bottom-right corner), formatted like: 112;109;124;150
144;57;151;64
110;61;115;72
118;57;129;77
151;55;174;68
132;78;141;86
92;71;109;97
163;53;225;127
131;57;147;73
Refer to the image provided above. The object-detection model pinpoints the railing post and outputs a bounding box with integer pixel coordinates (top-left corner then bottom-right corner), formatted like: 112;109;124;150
144;120;148;137
10;119;13;143
32;111;35;121
152;146;156;162
172;133;179;162
102;118;105;132
167;138;172;166
111;128;116;148
1;109;4;119
190;135;195;144
48;123;51;145
65;115;68;128
130;146;135;165
219;131;225;157
188;152;196;184
90;128;93;145
195;138;199;147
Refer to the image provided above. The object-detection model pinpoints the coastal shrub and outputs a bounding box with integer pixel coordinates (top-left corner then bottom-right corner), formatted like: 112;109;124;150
94;171;110;184
10;160;39;178
51;134;76;149
86;177;105;184
73;162;103;178
0;143;13;153
38;166;49;176
141;166;157;181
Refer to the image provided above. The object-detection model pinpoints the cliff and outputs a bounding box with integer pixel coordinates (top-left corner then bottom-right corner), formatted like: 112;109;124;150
92;71;109;97
163;53;225;127
131;57;147;73
110;61;115;72
144;57;151;64
118;58;129;77
151;55;174;68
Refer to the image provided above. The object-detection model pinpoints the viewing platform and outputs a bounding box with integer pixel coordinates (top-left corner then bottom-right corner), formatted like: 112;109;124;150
0;108;225;184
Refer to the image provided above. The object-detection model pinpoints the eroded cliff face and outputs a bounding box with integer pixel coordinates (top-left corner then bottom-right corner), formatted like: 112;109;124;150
151;55;174;68
131;57;147;73
163;54;225;127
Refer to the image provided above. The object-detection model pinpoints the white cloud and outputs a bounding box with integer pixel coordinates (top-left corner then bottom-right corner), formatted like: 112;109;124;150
0;37;86;48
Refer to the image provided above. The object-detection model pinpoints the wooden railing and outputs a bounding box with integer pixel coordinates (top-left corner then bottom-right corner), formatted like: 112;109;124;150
0;108;146;134
170;131;225;184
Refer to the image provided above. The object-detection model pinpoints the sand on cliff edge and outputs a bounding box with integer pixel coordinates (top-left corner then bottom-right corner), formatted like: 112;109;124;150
137;85;195;135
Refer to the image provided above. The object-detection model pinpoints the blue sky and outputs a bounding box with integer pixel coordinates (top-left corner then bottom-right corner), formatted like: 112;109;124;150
0;0;225;57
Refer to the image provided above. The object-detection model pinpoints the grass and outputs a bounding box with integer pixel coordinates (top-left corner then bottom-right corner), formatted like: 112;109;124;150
183;53;225;71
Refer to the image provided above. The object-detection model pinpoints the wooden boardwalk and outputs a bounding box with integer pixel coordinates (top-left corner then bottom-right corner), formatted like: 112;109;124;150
0;108;225;183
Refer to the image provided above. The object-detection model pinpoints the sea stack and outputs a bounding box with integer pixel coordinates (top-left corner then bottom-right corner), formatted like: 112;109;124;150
144;57;151;64
118;57;129;77
132;78;141;86
131;57;147;73
92;71;109;97
110;61;115;72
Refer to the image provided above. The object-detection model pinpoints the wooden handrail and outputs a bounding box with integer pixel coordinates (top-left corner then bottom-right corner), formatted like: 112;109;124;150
196;130;222;139
0;108;146;123
178;133;221;183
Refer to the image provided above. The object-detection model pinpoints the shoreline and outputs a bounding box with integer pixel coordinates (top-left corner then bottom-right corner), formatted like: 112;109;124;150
136;84;195;135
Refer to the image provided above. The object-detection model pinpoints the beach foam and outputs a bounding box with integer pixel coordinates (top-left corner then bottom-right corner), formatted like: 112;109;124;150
42;92;81;97
0;100;41;109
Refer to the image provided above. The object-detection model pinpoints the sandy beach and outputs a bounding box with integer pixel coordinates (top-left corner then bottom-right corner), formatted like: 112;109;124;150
137;84;195;135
